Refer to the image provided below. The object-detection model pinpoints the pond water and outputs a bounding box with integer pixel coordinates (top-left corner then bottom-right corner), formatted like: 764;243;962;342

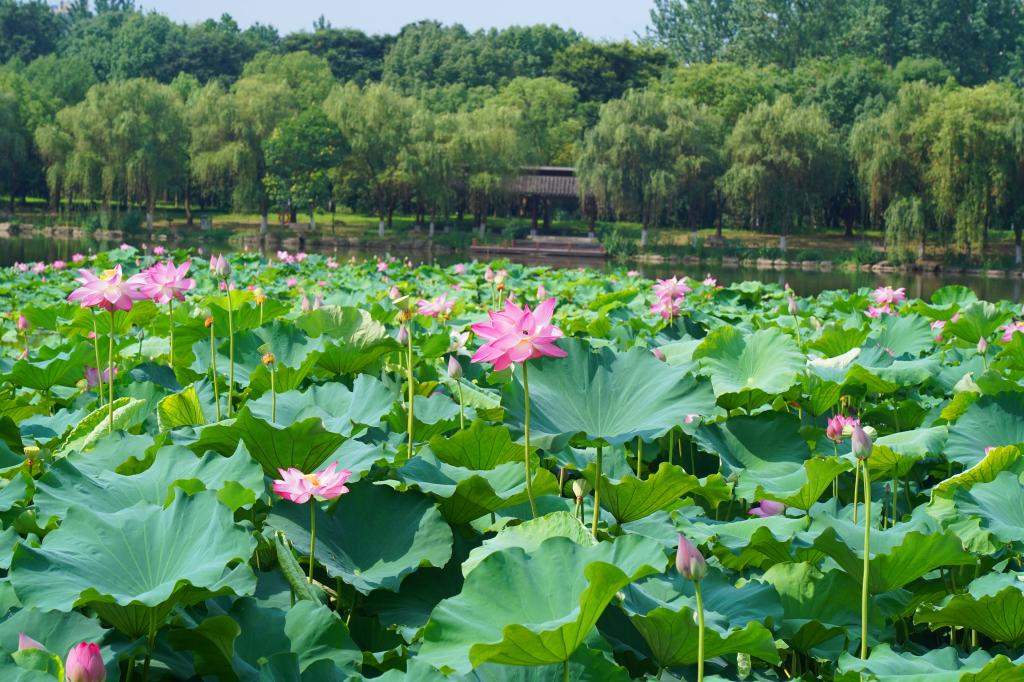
2;234;1021;302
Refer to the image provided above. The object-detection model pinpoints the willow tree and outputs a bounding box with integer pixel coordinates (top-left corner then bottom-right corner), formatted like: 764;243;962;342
719;95;843;249
849;82;937;255
43;79;187;229
918;83;1023;257
401;109;458;235
0;91;29;211
577;89;722;247
323;82;419;235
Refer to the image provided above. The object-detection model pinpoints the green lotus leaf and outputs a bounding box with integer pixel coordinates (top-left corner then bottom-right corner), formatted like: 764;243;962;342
418;534;667;674
867;314;934;357
157;379;224;429
428;420;521;470
9;490;255;637
755;456;851;512
914;572;1024;646
806;515;975;593
693;326;804;409
0;609;108;676
266;482;453;594
297;306;402;375
933;444;1022;496
808;322;869;357
192;407;345;476
246;375;397;435
682;515;808;569
583;460;729;522
463;511;595;577
808;346;938;393
693;412;810;500
621;571;780;666
7;347;92;390
761;562;874;655
836;643;1023;682
58;397;146;454
35;443;262;522
946;393;1024;467
947;471;1024;545
503;338;717;450
392;451;558;525
464;647;632;681
945;300;1011;344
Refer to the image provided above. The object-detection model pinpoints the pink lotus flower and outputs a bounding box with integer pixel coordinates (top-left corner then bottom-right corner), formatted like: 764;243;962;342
417;294;455;318
31;262;46;274
650;296;680;320
18;633;44;651
272;463;352;504
748;500;786;518
703;275;717;287
141;260;195;304
484;266;494;282
826;414;860;442
71;253;85;263
276;250;294;264
85;366;117;388
209;254;230;278
326;257;338;269
68;266;149;312
871;286;906;307
471;297;567;371
865;305;890;318
16;314;29;331
627;270;640;277
65;642;105;682
14;262;27;272
119;243;132;251
1000;321;1024;342
675;535;707;581
653;276;691;301
453;263;466;275
376;261;388;273
52;260;66;270
152;246;166;256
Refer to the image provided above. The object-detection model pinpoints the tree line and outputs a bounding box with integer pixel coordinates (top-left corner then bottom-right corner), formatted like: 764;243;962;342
3;0;1024;259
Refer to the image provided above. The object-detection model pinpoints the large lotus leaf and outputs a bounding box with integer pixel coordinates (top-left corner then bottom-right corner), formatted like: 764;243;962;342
947;470;1024;545
246;375;397;435
297;306;402;375
58;397;147;454
620;571;780;666
157;379;224;429
945;300;1011;344
755;456;851;512
761;562;873;655
463;647;632;681
9;491;255;637
392;451;558;525
805;515;975;593
867;314;933;357
266;482;453;594
419;535;666;674
692;326;803;409
35;443;262;522
428;420;521;470
946;393;1024;467
836;644;1023;682
502;338;717;449
0;609;108;674
462;511;595;577
866;427;947;480
693;412;810;500
7;346;92;390
915;572;1024;646
683;514;809;569
808;346;938;393
193;407;345;476
582;461;729;523
933;445;1022;496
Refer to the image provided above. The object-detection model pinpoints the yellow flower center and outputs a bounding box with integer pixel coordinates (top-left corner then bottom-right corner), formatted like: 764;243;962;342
304;473;321;486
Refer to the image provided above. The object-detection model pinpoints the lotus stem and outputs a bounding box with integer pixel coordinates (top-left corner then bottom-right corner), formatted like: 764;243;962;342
669;429;674;466
853;462;860;525
562;659;570;682
891;474;898;526
860;460;872;659
168;298;174;371
142;610;157;682
91;315;104;405
591;445;602;538
125;656;135;682
107;309;115;433
695;578;706;682
456;381;465;430
406;323;415;456
210;322;221;421
308;502;317;584
226;287;235;417
523;361;538;519
270;364;276;422
636;437;643;477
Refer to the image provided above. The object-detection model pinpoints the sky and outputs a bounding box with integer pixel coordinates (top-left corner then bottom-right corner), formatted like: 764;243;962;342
141;1;655;41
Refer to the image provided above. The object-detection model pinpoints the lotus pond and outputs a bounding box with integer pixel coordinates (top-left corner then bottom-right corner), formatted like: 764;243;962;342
0;248;1023;681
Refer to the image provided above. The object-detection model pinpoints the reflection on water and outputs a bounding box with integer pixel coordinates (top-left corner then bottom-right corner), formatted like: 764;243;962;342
1;234;1021;302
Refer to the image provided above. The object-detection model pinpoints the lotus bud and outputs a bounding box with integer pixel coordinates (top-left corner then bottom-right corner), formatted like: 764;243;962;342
447;355;463;380
788;296;798;316
537;284;546;299
675;535;707;581
208;254;230;279
16;314;29;331
17;633;44;651
388;286;401;300
65;642;105;682
301;296;311;313
262;352;276;366
978;337;987;354
397;325;408;345
748;500;786;518
826;415;845;441
571;479;591;502
851;423;872;460
204;316;214;329
313;294;323;309
652;347;666;362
